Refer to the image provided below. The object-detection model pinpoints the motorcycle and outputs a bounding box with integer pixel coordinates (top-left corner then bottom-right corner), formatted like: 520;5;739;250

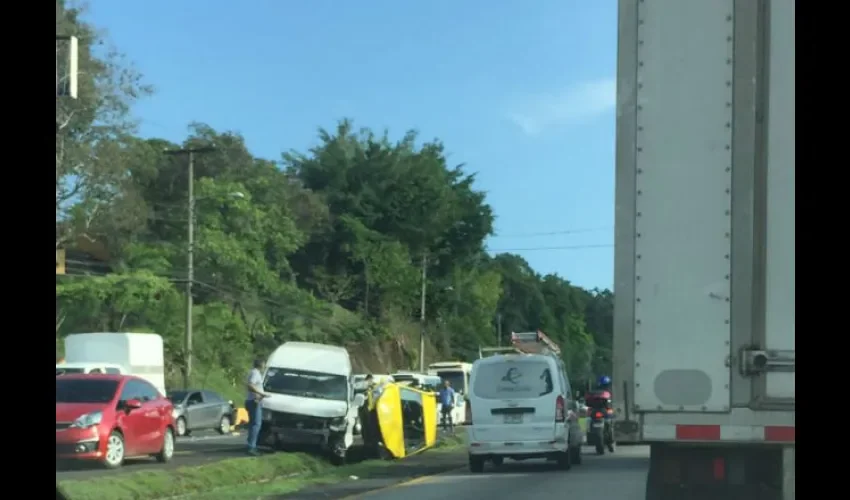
587;407;615;455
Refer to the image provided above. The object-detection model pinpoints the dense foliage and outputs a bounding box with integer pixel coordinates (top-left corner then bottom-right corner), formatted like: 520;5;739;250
55;1;612;399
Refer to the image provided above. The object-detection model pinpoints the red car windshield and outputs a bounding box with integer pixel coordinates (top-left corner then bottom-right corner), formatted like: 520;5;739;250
56;379;119;404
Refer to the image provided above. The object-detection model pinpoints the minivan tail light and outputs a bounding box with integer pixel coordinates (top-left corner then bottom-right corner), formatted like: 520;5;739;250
555;395;565;422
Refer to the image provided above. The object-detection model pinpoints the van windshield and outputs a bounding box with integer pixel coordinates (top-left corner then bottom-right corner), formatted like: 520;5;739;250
264;368;348;401
472;359;554;400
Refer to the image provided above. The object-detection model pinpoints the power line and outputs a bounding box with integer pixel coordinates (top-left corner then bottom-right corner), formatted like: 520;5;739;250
492;226;612;238
487;243;613;252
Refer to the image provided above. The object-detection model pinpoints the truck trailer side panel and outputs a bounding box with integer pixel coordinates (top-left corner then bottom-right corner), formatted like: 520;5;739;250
614;0;795;429
627;0;735;414
761;0;795;404
614;0;794;497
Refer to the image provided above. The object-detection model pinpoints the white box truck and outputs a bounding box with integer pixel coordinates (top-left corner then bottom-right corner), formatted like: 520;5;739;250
612;0;794;498
62;332;167;396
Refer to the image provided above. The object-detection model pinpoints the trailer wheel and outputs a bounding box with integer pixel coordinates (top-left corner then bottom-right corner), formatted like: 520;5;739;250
645;469;661;500
469;455;485;473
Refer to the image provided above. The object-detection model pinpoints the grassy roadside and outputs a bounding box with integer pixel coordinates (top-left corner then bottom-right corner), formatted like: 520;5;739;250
195;434;468;499
59;433;466;500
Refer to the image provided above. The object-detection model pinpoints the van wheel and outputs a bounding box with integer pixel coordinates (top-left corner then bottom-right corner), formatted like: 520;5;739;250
330;451;346;466
555;450;572;471
376;444;393;460
570;445;582;465
469;455;485;473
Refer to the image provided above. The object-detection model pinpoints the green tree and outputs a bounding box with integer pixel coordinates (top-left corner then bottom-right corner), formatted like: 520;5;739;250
55;0;152;249
53;0;613;394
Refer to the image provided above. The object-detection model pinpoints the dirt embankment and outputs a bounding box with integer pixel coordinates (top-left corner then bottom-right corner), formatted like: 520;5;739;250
345;331;448;374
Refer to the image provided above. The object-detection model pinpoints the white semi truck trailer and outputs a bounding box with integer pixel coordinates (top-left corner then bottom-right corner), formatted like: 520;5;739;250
612;0;794;498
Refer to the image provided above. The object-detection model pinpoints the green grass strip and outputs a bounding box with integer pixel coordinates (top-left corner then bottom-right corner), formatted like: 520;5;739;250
60;432;466;500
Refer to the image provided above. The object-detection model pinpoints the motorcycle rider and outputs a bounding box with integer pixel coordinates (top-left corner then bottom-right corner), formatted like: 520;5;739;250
587;375;615;452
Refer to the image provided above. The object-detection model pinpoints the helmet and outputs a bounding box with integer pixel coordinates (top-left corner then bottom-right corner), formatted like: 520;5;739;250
598;375;612;387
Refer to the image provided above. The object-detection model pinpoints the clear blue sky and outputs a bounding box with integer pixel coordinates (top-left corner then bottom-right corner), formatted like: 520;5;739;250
87;0;617;290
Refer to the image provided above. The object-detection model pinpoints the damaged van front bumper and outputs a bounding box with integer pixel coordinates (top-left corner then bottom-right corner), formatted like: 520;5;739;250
262;410;349;456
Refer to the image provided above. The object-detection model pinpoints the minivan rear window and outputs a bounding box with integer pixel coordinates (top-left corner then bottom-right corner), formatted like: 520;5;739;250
472;359;554;399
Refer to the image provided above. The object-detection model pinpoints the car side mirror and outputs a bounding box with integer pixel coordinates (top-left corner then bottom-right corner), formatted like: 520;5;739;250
353;393;366;408
125;399;142;410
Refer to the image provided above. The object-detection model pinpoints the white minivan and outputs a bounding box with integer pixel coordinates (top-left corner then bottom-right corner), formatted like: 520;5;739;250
260;342;364;464
467;353;583;472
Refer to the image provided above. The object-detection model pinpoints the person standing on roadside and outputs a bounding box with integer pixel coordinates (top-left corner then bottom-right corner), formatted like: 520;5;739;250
245;358;269;456
438;379;456;430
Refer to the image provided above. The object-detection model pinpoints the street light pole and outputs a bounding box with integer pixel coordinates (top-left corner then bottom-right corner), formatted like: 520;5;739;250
164;146;215;389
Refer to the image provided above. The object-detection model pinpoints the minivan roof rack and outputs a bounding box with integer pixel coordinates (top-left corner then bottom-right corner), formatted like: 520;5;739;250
477;330;561;358
511;331;561;356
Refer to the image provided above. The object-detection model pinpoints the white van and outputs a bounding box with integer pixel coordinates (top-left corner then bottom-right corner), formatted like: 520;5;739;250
467;353;583;472
260;342;364;464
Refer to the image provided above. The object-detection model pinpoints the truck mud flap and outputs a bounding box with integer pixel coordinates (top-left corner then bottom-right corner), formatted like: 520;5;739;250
645;443;785;500
614;420;640;443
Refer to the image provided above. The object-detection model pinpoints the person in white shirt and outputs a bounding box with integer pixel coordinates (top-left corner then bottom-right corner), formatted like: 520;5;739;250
245;358;269;455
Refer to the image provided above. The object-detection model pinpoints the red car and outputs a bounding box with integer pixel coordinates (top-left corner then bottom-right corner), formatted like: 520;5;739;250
56;374;176;468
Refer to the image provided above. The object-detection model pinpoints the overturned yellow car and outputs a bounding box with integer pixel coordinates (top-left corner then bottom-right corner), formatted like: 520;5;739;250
359;382;438;459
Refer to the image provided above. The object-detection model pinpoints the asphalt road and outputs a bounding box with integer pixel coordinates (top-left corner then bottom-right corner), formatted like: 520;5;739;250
286;445;650;500
56;431;248;481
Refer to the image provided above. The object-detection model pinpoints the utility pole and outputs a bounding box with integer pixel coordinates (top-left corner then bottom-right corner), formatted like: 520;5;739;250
496;313;503;347
418;254;428;373
164;146;215;388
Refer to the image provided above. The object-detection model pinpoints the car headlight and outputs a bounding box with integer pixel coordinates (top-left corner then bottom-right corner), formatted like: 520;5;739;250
171;407;181;418
329;417;346;429
71;411;103;429
262;409;272;421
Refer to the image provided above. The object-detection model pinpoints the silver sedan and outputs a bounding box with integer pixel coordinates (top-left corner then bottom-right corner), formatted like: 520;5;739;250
167;389;234;437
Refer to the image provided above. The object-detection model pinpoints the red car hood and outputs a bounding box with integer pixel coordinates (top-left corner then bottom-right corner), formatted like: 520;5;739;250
56;403;107;422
